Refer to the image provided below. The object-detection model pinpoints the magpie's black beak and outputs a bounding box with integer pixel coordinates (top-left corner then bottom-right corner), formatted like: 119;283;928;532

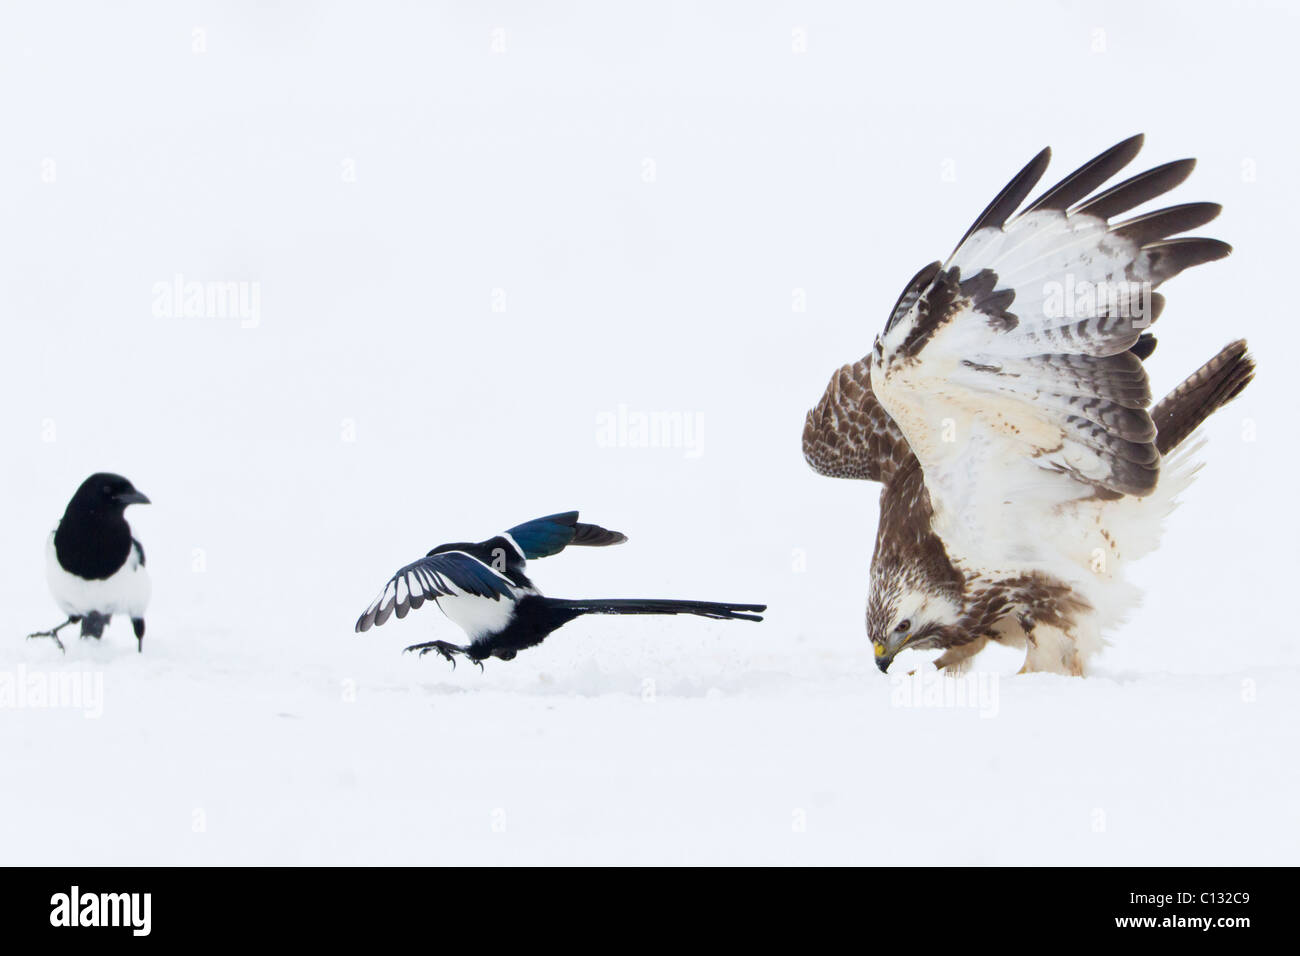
117;490;150;506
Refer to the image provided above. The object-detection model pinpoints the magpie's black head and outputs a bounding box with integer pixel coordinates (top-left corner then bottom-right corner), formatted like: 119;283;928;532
66;473;150;517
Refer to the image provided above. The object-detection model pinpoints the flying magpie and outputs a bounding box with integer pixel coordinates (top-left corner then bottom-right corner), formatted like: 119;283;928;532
355;511;765;667
27;473;151;653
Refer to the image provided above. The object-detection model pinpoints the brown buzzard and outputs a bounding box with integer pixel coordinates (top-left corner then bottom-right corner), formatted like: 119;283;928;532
803;135;1255;675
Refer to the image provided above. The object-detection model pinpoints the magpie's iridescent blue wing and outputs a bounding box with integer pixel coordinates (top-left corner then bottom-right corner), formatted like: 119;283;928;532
355;551;515;632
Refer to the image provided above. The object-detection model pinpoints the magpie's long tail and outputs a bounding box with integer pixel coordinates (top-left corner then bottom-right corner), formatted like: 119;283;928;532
544;597;766;622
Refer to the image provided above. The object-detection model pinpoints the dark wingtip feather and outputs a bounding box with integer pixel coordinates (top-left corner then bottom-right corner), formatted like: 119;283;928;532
1025;133;1145;214
1143;237;1232;285
1112;202;1223;246
356;603;382;632
884;260;943;334
954;146;1052;250
1074;158;1197;220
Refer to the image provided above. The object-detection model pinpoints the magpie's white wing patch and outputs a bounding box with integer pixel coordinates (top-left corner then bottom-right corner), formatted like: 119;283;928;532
869;136;1230;569
355;550;516;632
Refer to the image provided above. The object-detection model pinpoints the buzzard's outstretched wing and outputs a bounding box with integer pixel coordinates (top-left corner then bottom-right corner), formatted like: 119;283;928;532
869;135;1230;564
803;355;914;484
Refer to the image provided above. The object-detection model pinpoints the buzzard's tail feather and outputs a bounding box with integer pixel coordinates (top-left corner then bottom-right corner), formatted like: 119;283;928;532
1153;340;1255;455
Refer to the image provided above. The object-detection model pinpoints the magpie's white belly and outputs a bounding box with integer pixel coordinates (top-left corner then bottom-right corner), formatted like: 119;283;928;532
434;586;521;640
45;532;151;619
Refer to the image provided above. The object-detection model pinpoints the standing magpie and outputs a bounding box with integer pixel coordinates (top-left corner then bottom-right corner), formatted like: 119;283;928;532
27;473;151;653
355;511;765;667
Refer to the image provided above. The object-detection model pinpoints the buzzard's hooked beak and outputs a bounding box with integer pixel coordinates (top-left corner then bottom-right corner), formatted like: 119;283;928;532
874;643;894;674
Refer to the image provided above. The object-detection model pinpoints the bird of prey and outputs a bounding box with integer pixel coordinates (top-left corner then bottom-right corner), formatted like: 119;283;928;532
355;511;766;667
27;473;152;653
802;135;1254;676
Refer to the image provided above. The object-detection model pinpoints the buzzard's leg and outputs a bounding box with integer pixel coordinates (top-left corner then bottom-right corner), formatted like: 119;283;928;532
936;614;1027;674
934;637;988;675
1019;624;1084;676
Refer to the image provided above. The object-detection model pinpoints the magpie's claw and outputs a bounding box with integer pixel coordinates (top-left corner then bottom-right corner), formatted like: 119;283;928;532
27;616;79;653
404;640;478;670
26;630;67;653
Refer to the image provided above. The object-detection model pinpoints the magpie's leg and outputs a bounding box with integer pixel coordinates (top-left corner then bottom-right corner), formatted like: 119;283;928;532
132;618;145;654
26;616;80;653
403;640;484;671
80;612;110;640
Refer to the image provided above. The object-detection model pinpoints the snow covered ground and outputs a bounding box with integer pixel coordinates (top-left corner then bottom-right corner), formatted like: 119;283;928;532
2;1;1298;865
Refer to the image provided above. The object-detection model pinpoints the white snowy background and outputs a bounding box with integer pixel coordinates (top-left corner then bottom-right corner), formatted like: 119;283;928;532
1;1;1297;865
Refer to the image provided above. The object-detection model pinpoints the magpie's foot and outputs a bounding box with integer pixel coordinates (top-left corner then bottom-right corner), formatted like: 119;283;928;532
25;630;67;654
403;640;484;671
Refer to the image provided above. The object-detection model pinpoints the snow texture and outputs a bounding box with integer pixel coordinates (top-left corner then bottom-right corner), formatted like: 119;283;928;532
1;2;1296;865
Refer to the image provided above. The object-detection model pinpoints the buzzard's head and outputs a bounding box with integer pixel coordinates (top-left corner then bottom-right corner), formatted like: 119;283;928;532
867;578;963;674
